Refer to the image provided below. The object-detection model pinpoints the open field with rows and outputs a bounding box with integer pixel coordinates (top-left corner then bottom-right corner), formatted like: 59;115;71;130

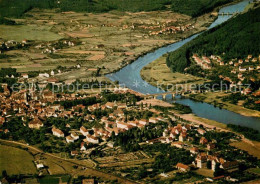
0;8;215;82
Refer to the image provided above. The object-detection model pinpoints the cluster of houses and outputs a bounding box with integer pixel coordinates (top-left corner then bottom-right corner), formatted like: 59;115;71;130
193;54;260;97
34;39;79;54
193;54;260;74
0;39;30;53
49;101;169;155
147;23;194;36
0;81;254;183
0;82;168;155
192;54;212;69
0;83;99;129
144;122;240;175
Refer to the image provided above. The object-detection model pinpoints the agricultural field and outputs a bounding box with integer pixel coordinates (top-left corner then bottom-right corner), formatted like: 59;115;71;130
0;8;216;82
230;140;260;159
0;144;37;176
38;175;70;184
0;25;62;41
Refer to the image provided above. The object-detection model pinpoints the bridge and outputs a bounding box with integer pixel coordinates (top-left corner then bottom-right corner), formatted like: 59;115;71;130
143;91;185;100
218;12;238;16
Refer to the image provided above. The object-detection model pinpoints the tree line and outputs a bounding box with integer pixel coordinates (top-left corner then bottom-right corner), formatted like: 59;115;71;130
0;0;232;21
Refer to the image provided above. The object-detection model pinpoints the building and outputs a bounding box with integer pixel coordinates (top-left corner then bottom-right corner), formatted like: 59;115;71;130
28;118;43;129
139;119;148;125
86;134;99;144
196;153;207;168
179;132;187;142
82;179;95;184
80;126;88;136
176;163;190;172
71;132;79;140
66;135;74;143
21;73;29;79
52;127;64;137
200;137;208;145
190;147;199;155
71;150;79;156
80;142;87;151
36;163;44;169
197;128;206;135
116;121;129;130
220;161;239;172
39;73;49;78
172;142;184;149
149;117;158;123
207;143;216;150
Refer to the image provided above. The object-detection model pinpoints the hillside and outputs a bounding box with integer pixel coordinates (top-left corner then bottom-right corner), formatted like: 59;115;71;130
171;0;233;17
166;7;260;74
0;0;233;19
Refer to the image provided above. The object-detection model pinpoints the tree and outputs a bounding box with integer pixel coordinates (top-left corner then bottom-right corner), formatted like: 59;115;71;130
2;170;7;178
207;160;212;169
214;163;225;177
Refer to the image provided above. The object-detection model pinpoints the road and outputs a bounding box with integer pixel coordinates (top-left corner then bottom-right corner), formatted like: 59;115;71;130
0;139;137;184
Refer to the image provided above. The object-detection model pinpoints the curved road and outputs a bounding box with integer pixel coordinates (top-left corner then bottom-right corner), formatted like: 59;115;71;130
0;139;137;184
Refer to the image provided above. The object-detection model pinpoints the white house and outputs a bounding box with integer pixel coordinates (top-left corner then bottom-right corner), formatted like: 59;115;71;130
52;127;64;137
86;134;99;144
139;119;148;126
80;142;87;151
149;117;158;124
116;122;129;130
71;132;79;140
39;73;50;78
66;135;74;143
80;126;88;136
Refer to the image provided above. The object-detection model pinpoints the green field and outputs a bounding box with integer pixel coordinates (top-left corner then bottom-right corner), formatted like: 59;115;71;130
38;175;71;184
0;144;37;176
39;176;59;184
0;25;63;41
248;168;260;175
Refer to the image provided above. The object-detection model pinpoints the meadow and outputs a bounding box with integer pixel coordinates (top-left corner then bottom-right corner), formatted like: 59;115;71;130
141;55;206;91
0;144;37;176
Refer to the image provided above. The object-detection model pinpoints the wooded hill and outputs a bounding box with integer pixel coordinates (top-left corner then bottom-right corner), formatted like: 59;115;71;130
166;7;260;73
0;0;233;19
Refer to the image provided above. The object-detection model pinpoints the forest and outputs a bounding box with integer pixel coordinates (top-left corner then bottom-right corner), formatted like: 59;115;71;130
171;0;232;17
166;7;260;73
0;0;232;19
227;124;260;141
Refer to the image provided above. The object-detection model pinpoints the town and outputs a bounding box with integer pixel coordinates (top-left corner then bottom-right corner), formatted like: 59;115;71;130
0;71;260;183
1;0;260;183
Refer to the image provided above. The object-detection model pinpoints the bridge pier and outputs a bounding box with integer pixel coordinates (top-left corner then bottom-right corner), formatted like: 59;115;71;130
162;94;166;100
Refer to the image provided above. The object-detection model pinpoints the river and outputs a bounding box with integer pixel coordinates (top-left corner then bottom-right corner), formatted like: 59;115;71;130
106;0;260;131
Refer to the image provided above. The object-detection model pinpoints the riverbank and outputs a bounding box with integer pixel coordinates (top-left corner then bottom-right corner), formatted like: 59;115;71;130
144;98;260;159
185;92;260;118
107;0;246;76
140;55;260;118
104;11;217;75
140;55;207;91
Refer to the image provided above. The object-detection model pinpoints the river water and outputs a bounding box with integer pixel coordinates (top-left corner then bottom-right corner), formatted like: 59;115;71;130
106;0;260;131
